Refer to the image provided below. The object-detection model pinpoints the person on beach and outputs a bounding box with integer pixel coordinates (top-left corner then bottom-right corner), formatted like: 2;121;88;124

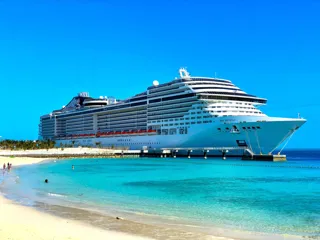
3;163;5;170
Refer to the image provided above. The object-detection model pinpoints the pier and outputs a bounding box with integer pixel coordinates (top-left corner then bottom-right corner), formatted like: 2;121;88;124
0;147;286;162
139;147;286;162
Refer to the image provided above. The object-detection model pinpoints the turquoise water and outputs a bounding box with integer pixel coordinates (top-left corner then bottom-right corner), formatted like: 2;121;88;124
1;150;320;238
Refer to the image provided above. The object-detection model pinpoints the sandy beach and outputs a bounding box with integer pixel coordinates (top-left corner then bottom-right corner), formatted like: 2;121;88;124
0;194;151;240
0;147;115;157
0;156;50;166
0;152;153;240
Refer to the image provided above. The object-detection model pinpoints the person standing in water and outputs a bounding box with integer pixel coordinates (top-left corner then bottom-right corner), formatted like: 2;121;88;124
72;165;75;170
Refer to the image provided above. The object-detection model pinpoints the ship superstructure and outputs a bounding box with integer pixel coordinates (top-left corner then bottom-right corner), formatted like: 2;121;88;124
39;68;306;154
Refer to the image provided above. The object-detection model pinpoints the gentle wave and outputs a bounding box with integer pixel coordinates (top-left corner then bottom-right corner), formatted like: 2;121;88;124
48;192;67;198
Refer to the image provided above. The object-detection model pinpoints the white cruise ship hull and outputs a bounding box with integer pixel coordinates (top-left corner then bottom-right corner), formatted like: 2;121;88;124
55;116;306;155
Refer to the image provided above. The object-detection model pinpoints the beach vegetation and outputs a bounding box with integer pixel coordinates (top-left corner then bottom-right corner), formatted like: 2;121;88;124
0;139;56;150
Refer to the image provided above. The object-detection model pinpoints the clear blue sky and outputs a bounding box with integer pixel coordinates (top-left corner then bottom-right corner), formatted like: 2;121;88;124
0;0;319;148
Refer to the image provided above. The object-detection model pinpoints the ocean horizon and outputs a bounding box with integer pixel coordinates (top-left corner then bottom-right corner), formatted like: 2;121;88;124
1;149;319;239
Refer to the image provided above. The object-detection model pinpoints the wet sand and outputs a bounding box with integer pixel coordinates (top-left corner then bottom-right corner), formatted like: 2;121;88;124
0;194;151;240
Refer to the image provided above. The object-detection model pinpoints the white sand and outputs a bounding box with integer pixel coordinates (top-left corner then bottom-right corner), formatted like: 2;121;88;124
0;156;50;166
0;147;114;157
0;195;151;240
0;153;152;240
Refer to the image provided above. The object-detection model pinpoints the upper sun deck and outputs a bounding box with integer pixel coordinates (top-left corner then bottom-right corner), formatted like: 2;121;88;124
41;68;267;119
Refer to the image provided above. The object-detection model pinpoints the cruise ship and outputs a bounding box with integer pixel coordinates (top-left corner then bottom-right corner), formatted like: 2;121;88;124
39;68;306;155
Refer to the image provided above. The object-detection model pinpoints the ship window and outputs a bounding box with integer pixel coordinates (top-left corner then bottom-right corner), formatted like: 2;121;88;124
218;128;221;131
226;127;230;130
257;126;261;129
169;128;176;135
180;123;184;125
247;127;251;129
197;121;202;124
252;127;256;129
191;122;195;124
191;117;195;119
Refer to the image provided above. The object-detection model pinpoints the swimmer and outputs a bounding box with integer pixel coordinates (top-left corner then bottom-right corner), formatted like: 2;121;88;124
44;179;48;183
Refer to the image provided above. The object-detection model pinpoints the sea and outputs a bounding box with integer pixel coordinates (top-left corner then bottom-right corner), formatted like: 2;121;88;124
0;149;319;239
